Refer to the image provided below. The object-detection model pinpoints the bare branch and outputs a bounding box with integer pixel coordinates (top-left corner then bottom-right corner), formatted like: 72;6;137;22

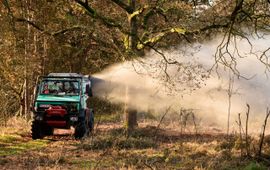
154;106;171;136
74;0;123;28
110;0;133;13
52;26;85;36
14;17;86;36
15;18;45;32
257;108;270;157
245;104;251;157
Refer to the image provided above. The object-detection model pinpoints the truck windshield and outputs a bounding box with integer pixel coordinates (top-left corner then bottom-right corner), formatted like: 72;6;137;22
40;80;80;96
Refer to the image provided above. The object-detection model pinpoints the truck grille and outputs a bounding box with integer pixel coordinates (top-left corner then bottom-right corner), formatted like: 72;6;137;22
37;103;78;114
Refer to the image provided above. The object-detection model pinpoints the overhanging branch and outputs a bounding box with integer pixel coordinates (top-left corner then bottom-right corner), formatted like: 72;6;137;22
15;17;85;36
15;18;45;32
110;0;133;13
74;0;123;28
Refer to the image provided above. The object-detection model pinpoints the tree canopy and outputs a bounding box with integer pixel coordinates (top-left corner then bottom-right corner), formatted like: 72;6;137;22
0;0;270;122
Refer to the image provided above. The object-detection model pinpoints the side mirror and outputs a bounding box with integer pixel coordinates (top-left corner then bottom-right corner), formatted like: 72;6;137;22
86;84;93;97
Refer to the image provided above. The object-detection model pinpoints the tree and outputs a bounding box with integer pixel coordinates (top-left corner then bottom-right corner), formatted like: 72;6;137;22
227;71;234;136
1;0;270;127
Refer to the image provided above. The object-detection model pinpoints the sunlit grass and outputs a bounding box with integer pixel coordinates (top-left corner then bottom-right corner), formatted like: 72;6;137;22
0;117;49;157
0;134;20;143
0;134;49;156
71;159;97;169
95;113;122;123
0;116;269;169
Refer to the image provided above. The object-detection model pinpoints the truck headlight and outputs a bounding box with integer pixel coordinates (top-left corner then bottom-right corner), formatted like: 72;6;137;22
40;104;51;108
70;116;78;122
35;115;43;121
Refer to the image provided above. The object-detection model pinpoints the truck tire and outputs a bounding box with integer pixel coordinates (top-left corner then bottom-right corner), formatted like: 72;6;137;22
31;120;44;140
43;125;54;136
88;110;94;132
74;120;87;139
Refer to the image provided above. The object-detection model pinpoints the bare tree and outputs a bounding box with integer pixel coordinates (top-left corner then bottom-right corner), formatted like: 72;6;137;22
227;71;234;136
179;108;198;134
257;108;270;157
154;106;171;137
245;104;250;157
213;0;270;76
236;113;243;157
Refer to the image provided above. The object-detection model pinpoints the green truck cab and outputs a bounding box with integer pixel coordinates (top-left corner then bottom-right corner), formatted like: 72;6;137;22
31;73;94;139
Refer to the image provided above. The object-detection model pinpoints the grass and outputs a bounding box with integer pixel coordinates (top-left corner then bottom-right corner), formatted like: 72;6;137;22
0;117;270;169
244;162;268;170
70;159;96;169
80;135;157;150
0;134;20;143
95;113;122;123
76;126;261;169
79;127;158;151
0;117;49;157
0;134;49;156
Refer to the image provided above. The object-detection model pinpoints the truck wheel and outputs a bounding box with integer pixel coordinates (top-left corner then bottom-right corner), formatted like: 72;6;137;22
43;125;54;136
74;120;87;139
31;120;44;140
88;110;94;132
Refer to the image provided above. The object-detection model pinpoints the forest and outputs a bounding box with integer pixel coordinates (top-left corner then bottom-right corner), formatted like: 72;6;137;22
1;0;270;169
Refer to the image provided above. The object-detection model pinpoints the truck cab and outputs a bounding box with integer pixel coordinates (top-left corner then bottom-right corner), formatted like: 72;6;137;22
31;73;94;139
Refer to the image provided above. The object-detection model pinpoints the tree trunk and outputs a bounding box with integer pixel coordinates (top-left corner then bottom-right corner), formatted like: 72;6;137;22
42;37;47;75
125;108;138;136
227;72;234;136
24;0;31;120
124;85;138;136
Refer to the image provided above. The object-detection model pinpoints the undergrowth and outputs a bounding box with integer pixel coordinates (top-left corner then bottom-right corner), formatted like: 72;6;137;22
0;117;269;169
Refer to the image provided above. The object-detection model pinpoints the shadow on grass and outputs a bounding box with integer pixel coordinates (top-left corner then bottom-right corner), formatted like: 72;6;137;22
78;125;236;151
109;126;234;143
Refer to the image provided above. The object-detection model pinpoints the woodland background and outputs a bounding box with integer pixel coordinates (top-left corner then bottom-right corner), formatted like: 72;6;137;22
1;0;269;125
1;0;270;169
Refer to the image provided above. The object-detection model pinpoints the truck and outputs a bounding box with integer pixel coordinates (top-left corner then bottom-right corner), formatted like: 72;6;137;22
31;73;94;139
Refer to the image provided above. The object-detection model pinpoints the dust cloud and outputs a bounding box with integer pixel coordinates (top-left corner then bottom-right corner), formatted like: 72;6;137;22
91;34;270;133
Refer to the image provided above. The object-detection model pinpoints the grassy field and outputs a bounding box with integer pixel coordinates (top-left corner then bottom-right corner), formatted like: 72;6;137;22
0;117;269;170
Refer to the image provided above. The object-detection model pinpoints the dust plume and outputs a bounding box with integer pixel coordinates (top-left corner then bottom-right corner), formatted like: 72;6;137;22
92;34;270;133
